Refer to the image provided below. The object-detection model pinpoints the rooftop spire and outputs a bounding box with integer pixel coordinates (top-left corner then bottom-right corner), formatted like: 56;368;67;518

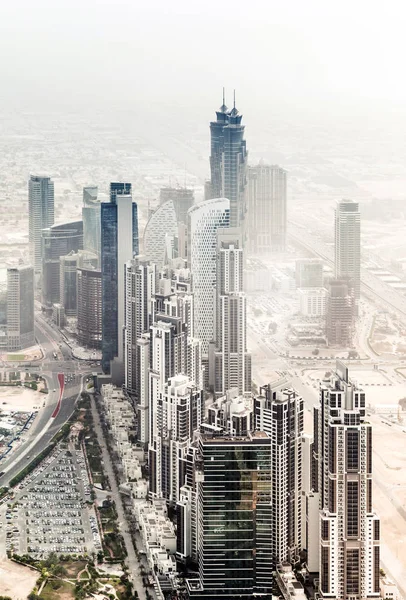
233;89;236;110
223;87;225;107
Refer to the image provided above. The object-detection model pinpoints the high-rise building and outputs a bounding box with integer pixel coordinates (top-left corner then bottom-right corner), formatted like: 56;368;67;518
326;279;355;347
296;258;324;288
143;200;178;268
41;221;83;309
247;163;287;253
335;199;361;300
124;258;156;394
159;186;194;224
59;252;79;317
254;385;304;565
28;176;54;275
101;183;139;375
209;93;247;228
213;228;251;395
186;431;273;599
314;362;380;599
82;186;101;262
6;265;35;351
77;266;102;349
188;198;229;353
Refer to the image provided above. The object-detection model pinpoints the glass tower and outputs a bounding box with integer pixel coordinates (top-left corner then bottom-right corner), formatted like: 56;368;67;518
29;176;54;275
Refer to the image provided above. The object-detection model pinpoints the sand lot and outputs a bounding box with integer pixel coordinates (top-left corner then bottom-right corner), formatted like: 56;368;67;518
0;557;38;599
0;385;45;412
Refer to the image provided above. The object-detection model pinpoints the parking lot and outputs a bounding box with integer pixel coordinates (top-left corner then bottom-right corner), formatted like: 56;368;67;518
0;442;102;558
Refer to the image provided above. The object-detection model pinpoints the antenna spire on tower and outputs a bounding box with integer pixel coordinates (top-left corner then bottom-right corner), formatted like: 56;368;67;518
223;87;225;106
233;89;236;109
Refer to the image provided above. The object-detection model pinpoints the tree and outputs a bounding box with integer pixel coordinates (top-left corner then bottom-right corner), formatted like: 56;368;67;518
312;348;320;356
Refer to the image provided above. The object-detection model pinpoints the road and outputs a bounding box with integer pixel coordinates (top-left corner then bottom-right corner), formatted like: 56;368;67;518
89;394;147;600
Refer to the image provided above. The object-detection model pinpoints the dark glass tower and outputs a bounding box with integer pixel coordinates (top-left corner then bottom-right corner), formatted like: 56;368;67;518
209;91;247;228
101;183;139;374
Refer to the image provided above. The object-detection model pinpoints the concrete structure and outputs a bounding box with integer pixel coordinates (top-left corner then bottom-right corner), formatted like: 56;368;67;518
41;221;83;309
314;362;380;599
207;388;253;435
77;267;102;349
298;287;327;317
28;175;54;275
101;183;139;376
208;92;247;228
275;563;306;600
212;229;251;395
82;186;101;262
335;199;361;300
188;198;229;353
326;279;355;347
296;258;324;288
6;265;35;351
159;186;194;224
247;163;287;253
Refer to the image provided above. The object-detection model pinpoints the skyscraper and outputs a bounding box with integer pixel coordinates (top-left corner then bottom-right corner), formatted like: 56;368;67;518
159;186;194;224
335;199;361;300
82;186;101;262
186;431;273;599
28;176;54;275
77;266;102;349
326;279;355;347
143;200;178;268
209;92;247;228
188;198;229;354
213;228;251;395
314;362;380;599
247;163;287;253
101;183;139;375
6;265;35;350
296;258;324;288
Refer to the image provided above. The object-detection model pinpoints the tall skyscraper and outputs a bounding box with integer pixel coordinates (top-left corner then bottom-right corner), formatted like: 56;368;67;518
6;265;35;350
209;93;247;228
188;198;229;354
143;200;178;268
77;266;102;349
314;362;380;599
82;186;101;262
186;431;273;599
326;279;355;347
335;199;361;300
101;183;139;375
213;228;251;395
28;176;54;275
41;221;83;309
159;186;194;224
247;163;287;253
296;258;324;288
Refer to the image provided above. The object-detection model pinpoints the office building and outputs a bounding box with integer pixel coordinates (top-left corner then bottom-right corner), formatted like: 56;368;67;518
335;199;361;300
209;93;247;228
101;183;139;375
188;198;229;353
254;385;304;565
159;186;194;224
207;388;253;435
28;176;54;275
314;362;380;599
298;287;327;317
186;431;273;599
6;265;35;351
143;200;179;267
247;163;287;253
59;252;78;317
326;279;355;347
77;266;102;349
41;221;83;309
124;257;156;394
213;229;251;395
82;186;101;262
296;258;324;288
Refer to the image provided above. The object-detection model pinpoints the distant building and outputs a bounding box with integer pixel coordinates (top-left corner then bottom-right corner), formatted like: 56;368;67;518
101;183;139;376
159;187;194;224
314;362;380;599
77;267;102;349
41;221;83;310
59;252;78;317
143;200;178;268
29;176;54;275
326;279;355;346
298;287;327;317
296;258;324;288
247;163;287;253
82;186;101;262
6;265;35;351
335;199;360;300
209;92;247;228
188;198;229;353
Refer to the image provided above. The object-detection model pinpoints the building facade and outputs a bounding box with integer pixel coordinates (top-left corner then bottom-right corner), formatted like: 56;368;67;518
101;183;139;375
296;258;324;289
326;279;355;347
6;265;35;350
82;186;101;262
29;175;54;275
77;267;102;349
247;163;287;253
335;199;361;300
143;200;178;268
314;362;380;599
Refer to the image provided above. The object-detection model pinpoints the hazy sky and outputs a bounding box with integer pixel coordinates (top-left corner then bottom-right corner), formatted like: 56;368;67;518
1;0;406;123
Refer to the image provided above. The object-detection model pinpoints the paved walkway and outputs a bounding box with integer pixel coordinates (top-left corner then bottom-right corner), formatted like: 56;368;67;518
90;395;146;600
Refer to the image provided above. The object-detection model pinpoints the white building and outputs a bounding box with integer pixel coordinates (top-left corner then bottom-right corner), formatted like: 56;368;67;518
314;361;380;599
335;199;361;300
188;198;229;353
143;200;178;268
28;175;54;275
297;287;327;317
